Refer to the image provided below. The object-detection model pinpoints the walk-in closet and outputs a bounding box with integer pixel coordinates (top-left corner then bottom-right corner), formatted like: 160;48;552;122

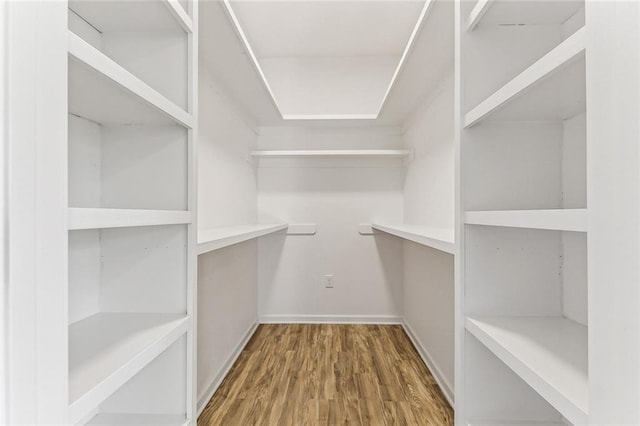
3;0;640;425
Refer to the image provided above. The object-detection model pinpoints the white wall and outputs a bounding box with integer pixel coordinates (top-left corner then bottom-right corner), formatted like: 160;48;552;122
401;75;455;401
257;126;404;322
196;67;260;412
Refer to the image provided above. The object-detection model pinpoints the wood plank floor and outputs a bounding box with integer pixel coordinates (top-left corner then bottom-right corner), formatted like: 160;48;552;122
198;324;453;425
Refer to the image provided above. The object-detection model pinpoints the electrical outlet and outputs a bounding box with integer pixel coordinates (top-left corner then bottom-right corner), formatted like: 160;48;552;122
324;274;334;288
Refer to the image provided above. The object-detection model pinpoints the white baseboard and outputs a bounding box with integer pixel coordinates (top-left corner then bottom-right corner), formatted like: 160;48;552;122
259;314;403;324
196;322;259;416
402;320;454;406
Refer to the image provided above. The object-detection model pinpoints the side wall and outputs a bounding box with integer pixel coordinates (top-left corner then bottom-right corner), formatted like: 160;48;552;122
257;126;404;323
196;67;260;413
401;75;455;403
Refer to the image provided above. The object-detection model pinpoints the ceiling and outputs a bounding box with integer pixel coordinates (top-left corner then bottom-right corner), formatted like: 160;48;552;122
199;0;454;126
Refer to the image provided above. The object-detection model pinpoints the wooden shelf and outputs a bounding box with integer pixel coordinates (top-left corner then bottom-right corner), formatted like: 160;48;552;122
466;316;588;425
69;0;192;33
467;0;583;31
197;224;288;255
464;209;587;232
68;313;190;424
68;31;193;127
249;149;412;159
371;223;455;254
464;27;585;127
86;413;189;426
68;208;192;230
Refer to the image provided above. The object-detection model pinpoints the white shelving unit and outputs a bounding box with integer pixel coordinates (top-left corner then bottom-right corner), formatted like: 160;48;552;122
197;224;288;255
371;223;455;254
457;1;589;424
65;1;198;424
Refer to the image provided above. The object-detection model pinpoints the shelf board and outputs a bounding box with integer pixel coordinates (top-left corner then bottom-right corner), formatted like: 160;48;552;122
467;0;583;30
86;413;188;426
197;224;288;255
68;31;193;127
464;209;586;232
69;0;192;33
68;313;190;424
464;27;585;127
249;150;412;159
466;316;588;425
371;223;455;254
68;208;192;230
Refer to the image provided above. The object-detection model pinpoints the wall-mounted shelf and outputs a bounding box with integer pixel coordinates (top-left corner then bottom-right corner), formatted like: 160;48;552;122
68;31;193;127
68;208;192;230
467;0;583;31
86;413;189;426
69;0;192;33
464;27;586;127
249;149;412;159
464;209;587;232
197;224;288;255
68;313;190;424
466;316;588;425
371;223;455;254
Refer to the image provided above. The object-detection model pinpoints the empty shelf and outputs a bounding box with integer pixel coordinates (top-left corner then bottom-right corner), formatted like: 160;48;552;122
69;0;192;33
86;413;188;426
249;150;412;159
466;316;588;425
68;208;192;230
197;224;288;255
464;209;587;232
68;31;193;127
68;313;190;424
371;223;455;254
464;27;585;127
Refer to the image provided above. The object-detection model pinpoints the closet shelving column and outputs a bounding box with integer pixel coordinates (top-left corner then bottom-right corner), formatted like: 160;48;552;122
66;1;197;424
457;1;587;425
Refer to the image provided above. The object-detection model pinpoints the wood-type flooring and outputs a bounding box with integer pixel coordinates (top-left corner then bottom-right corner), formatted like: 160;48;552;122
198;324;453;426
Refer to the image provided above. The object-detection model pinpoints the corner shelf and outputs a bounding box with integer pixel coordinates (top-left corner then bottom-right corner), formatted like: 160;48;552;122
68;31;193;127
69;0;192;33
68;313;190;424
86;413;189;426
197;224;288;255
466;316;588;425
467;0;584;31
371;223;455;254
464;209;587;232
68;208;192;230
464;27;586;127
249;149;412;159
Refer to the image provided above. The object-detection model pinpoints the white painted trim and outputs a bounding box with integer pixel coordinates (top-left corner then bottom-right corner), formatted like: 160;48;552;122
377;0;435;116
464;27;586;127
466;0;493;32
196;322;259;416
220;0;284;119
282;114;377;121
358;224;374;235
259;315;403;325
164;0;193;33
402;320;454;407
